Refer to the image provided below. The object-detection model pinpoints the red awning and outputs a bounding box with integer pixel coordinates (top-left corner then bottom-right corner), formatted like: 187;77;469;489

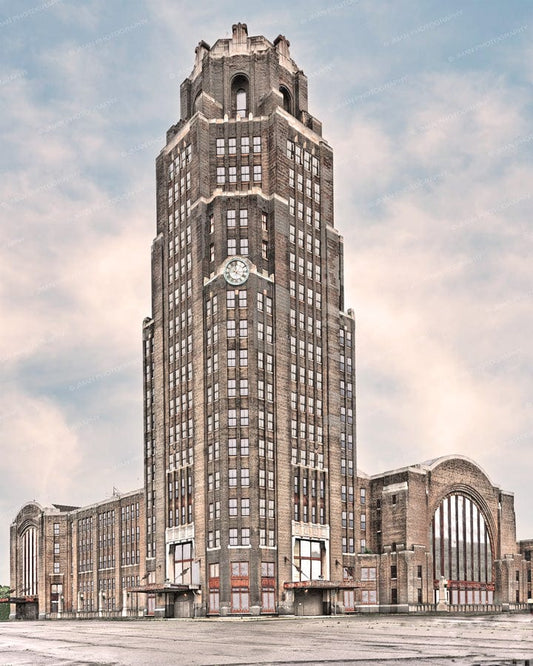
129;583;199;594
284;580;358;590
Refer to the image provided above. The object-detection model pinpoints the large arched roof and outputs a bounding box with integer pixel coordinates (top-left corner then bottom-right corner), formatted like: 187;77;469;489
420;454;496;488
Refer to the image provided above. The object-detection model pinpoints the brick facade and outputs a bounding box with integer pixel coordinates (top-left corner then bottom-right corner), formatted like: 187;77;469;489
10;491;145;619
354;456;531;612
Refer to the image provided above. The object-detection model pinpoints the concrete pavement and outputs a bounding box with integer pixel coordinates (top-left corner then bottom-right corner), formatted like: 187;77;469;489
0;614;532;665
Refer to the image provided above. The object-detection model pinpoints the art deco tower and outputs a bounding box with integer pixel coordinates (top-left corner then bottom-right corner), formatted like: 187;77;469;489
142;23;357;616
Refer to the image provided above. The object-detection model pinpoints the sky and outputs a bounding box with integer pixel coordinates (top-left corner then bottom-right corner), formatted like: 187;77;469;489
0;0;531;586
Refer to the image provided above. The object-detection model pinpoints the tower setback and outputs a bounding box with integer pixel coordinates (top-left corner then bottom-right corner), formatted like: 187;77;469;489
142;22;357;616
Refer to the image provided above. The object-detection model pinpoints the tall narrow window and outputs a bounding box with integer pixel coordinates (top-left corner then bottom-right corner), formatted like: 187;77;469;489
236;89;247;118
280;86;292;113
232;75;249;118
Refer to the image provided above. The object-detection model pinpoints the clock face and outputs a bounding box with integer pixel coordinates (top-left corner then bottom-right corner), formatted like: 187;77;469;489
224;258;249;285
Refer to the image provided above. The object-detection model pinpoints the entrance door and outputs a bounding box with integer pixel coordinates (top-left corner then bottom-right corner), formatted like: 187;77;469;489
294;590;323;615
174;596;191;618
17;602;38;620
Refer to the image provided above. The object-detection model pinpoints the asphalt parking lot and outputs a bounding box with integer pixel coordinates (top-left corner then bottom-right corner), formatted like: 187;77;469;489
0;614;532;665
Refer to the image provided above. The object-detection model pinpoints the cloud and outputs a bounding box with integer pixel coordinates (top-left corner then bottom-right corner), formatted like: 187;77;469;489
0;392;81;499
327;56;532;520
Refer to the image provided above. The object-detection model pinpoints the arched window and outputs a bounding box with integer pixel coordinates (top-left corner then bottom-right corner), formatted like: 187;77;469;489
22;526;38;596
193;91;202;113
431;493;494;605
280;86;292;113
232;75;249;118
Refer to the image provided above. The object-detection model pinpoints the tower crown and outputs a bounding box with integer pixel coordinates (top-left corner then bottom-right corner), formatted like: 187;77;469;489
178;23;321;135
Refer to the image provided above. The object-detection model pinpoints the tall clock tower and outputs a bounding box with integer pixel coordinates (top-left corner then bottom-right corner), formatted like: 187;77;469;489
142;23;357;617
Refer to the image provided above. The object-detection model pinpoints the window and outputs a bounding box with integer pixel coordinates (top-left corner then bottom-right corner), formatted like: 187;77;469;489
286;139;295;159
241;165;250;182
360;488;366;504
293;539;323;581
391;565;397;579
241;468;250;486
289;197;295;216
229;499;238;516
261;562;275;609
229;529;238;546
280;86;291;113
236;89;246;117
361;567;377;581
228;137;236;154
241;136;250;154
227;238;237;255
228;379;237;398
253;136;261;153
341;589;355;613
216;138;225;155
232;75;249;118
231;562;249;612
241;498;250;516
240;209;248;227
173;542;193;585
253;165;262;182
208;530;220;549
431;493;494;605
417;565;423;579
361;590;377;605
216;167;225;184
209;564;220;613
227;210;236;227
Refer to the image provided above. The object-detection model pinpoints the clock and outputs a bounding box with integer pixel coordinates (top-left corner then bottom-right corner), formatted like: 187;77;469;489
224;258;250;285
